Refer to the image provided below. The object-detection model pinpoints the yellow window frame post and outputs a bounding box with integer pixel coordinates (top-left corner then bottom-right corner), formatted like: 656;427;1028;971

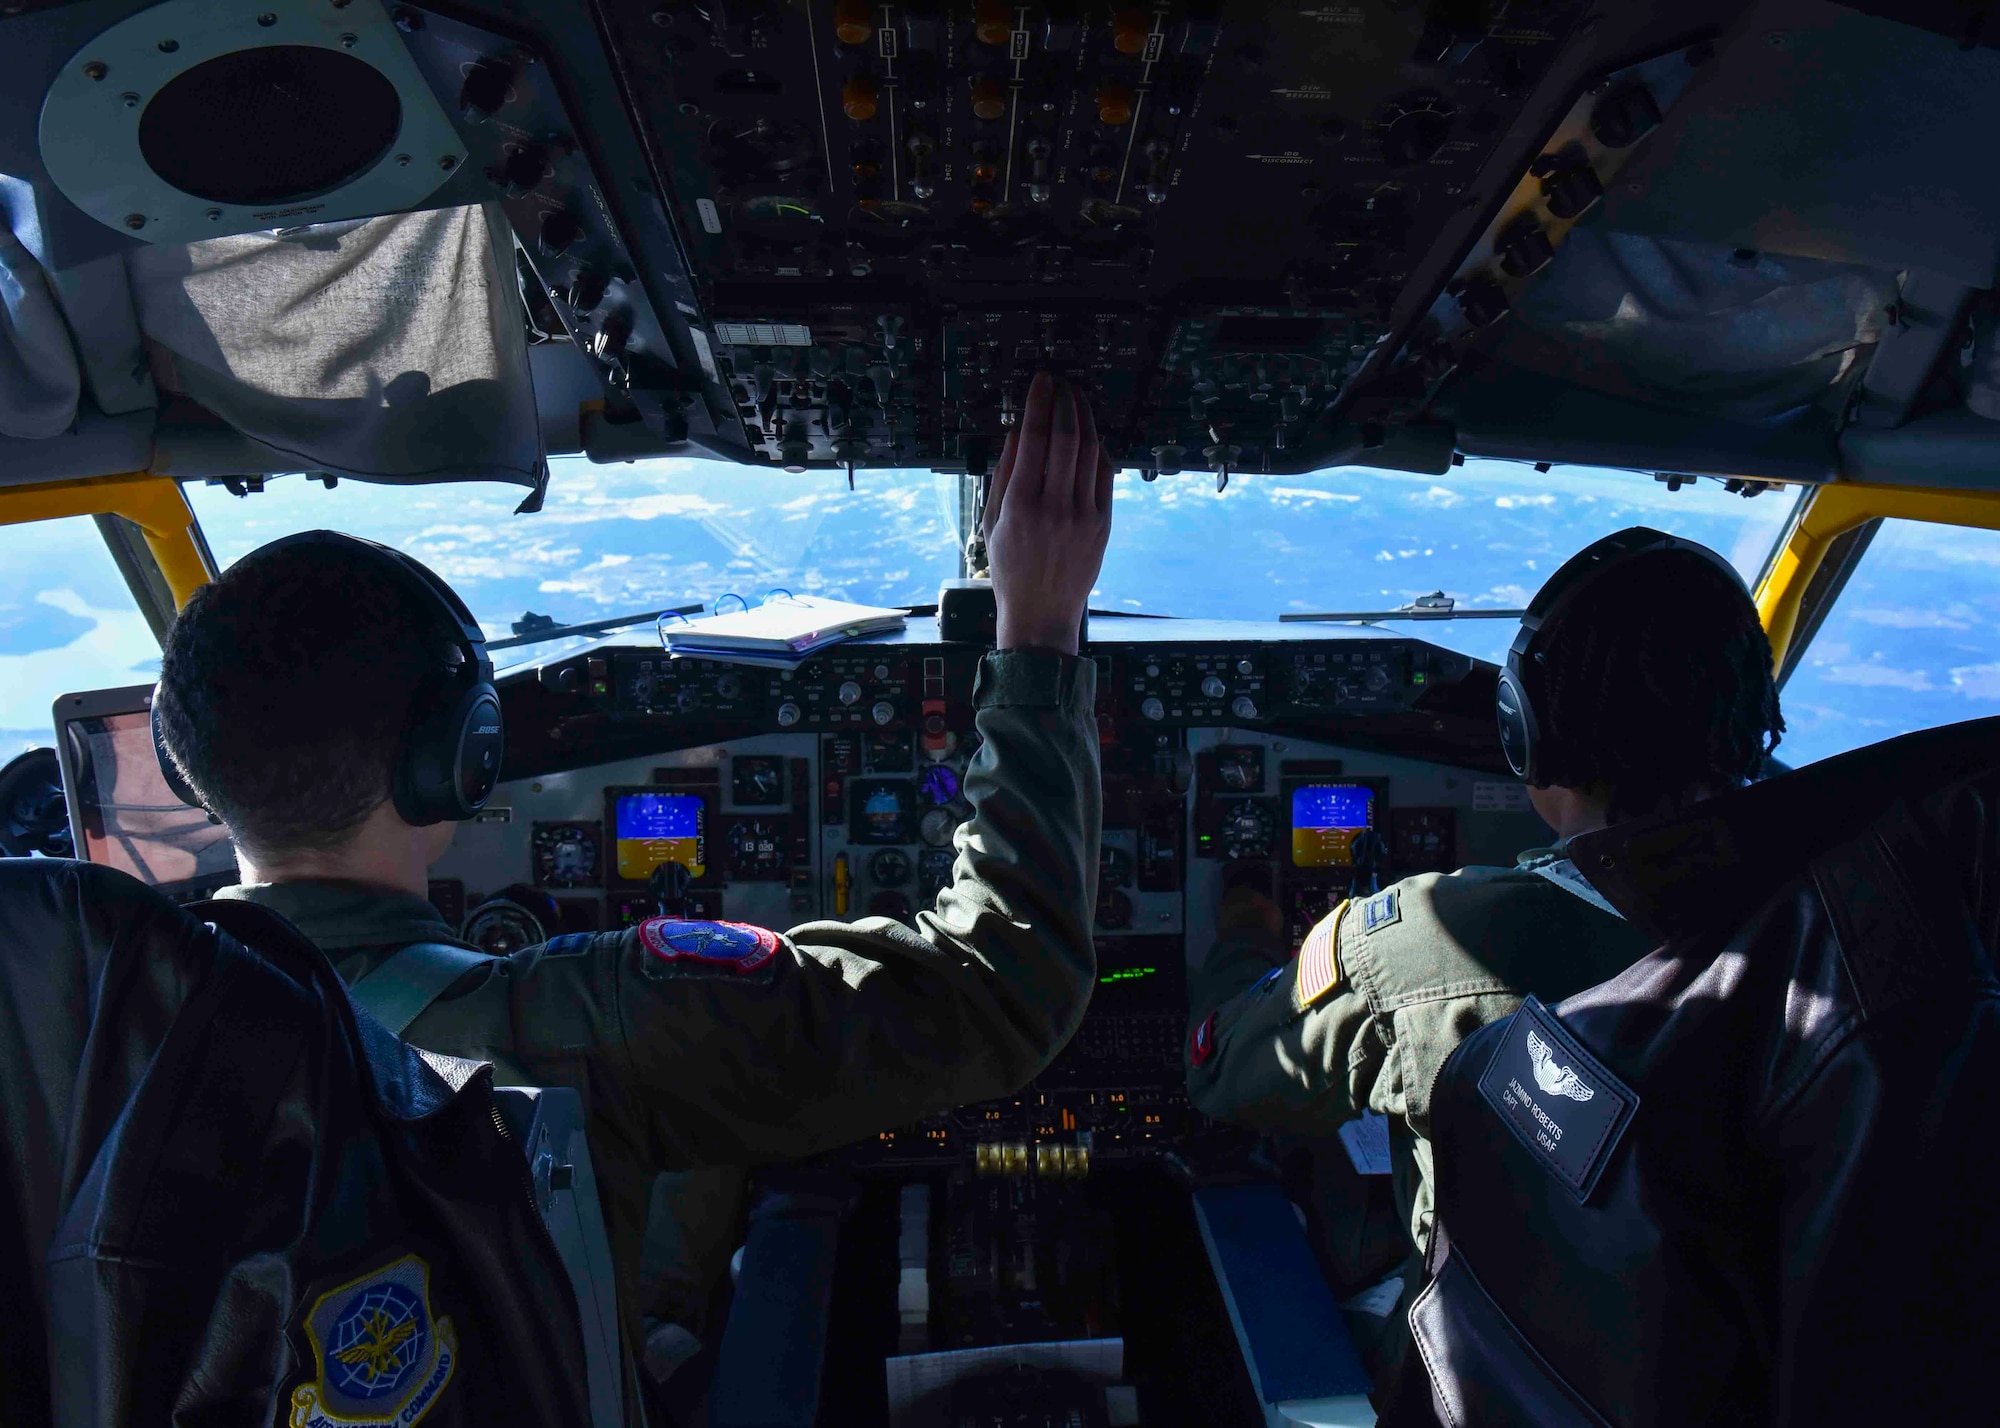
0;473;213;608
1756;481;2000;674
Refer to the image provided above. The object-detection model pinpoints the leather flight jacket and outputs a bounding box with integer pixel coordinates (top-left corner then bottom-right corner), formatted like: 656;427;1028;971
1401;715;2000;1426
0;859;594;1427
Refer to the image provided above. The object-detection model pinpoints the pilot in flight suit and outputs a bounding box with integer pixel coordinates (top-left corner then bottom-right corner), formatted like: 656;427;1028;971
1185;529;1787;1397
150;372;1116;1415
213;647;1098;1366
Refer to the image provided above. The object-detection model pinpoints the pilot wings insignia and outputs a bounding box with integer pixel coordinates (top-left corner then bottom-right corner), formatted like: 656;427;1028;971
1526;1026;1596;1102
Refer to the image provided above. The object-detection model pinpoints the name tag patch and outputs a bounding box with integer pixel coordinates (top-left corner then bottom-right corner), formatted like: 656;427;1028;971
1477;996;1637;1203
637;918;780;975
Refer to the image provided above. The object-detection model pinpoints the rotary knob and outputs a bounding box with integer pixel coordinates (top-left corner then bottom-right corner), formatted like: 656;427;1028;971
871;699;896;726
1141;696;1166;721
838;680;863;705
1379;93;1454;167
1231;695;1260;720
716;673;743;700
1201;674;1227;699
1236;658;1255;676
776;700;802;727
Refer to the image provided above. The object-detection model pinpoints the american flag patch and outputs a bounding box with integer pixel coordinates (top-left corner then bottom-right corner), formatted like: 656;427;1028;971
1294;902;1347;1011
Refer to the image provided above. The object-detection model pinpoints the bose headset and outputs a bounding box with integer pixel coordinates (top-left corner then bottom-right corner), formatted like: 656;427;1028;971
1496;526;1747;786
152;530;506;826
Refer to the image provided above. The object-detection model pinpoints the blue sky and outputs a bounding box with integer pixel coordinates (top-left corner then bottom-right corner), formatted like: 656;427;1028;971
2;457;1994;768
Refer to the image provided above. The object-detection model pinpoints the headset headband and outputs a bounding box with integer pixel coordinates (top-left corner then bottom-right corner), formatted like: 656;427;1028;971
1497;526;1747;784
249;529;494;683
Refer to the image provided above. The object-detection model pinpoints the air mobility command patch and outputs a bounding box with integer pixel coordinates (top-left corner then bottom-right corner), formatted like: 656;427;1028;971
636;917;780;976
1294;901;1348;1011
290;1253;456;1428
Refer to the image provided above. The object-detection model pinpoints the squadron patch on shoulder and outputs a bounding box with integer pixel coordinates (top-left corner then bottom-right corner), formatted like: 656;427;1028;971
290;1253;456;1428
1189;1011;1219;1069
1294;904;1346;1011
637;917;781;975
1362;888;1401;935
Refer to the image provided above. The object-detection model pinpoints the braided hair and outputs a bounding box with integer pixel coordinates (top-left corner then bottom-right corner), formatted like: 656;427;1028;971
1526;547;1785;820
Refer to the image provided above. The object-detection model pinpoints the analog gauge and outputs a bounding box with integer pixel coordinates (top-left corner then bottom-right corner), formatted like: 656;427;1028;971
919;764;961;806
732;755;785;806
727;819;789;880
867;889;913;921
1099;843;1134;889
462;898;549;957
1217;800;1276;861
532;821;600;888
1095;888;1134;931
919;848;955;898
919;805;960;848
870;848;912;886
709;117;818;183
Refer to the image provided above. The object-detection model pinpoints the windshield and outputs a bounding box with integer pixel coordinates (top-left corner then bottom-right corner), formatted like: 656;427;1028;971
188;456;1795;670
186;459;964;669
1779;518;2000;765
0;515;161;757
1096;460;1800;664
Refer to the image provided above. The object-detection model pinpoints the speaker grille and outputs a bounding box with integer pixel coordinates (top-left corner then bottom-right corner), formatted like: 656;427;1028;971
138;46;402;207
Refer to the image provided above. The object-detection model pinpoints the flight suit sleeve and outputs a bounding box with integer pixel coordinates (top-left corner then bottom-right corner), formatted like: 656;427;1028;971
1185;898;1388;1134
419;649;1101;1168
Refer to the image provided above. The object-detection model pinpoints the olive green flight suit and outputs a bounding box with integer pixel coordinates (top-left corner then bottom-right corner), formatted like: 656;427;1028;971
217;650;1101;1375
1186;856;1655;1361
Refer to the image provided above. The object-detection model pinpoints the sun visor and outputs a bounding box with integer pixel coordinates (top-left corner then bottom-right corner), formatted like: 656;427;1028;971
0;209;80;440
128;201;540;487
1484;229;1897;424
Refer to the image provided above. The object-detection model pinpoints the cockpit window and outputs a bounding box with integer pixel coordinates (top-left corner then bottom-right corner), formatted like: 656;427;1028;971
1095;460;1800;664
0;516;161;757
185;458;964;669
186;456;1801;674
1779;519;2000;765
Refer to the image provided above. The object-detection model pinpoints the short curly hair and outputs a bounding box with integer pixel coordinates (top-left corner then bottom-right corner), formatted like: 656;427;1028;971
1526;546;1785;819
156;539;449;856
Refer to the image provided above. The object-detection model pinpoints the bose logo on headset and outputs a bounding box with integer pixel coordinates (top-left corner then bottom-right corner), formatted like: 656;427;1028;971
1496;527;1747;787
152;530;505;827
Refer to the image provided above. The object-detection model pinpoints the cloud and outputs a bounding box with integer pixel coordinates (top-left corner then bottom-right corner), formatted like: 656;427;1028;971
1495;494;1556;509
0;590;160;734
1819;660;1936;691
1267;487;1362;503
1950;662;2000;700
1845;605;1975;630
1410;485;1462;508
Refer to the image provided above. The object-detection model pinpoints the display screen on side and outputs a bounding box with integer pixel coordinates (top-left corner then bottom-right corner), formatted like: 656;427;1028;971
1291;784;1374;868
615;792;706;880
63;711;238;891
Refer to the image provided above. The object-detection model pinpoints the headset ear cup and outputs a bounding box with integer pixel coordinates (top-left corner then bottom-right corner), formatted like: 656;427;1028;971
1495;666;1539;784
393;680;504;825
149;687;205;810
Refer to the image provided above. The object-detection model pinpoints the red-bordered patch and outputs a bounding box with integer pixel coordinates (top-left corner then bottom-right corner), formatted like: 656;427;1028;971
636;918;781;973
1189;1011;1219;1069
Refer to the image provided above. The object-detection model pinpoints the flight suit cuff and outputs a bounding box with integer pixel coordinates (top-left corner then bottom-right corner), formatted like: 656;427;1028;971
974;649;1096;711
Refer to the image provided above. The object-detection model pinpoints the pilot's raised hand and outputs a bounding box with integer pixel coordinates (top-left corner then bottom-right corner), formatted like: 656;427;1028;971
985;372;1115;656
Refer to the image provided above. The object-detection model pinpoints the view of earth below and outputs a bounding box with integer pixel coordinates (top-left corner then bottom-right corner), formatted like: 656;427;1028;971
3;456;1996;773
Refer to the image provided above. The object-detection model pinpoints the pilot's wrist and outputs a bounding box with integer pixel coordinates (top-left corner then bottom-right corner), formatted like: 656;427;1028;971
995;616;1080;657
974;648;1096;710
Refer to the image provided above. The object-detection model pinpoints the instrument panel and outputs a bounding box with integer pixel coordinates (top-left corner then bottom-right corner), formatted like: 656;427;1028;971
431;621;1545;1170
